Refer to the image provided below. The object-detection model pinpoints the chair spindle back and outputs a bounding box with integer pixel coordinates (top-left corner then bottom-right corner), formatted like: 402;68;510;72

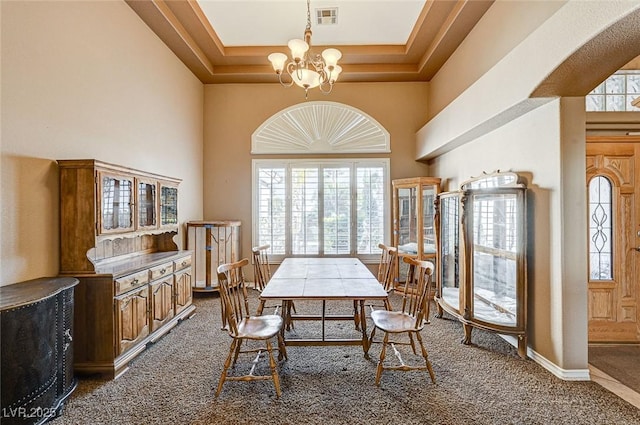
252;244;271;291
399;256;434;329
377;243;398;292
217;258;251;337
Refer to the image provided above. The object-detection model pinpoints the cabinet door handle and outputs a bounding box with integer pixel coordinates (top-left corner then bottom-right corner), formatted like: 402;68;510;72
64;329;72;352
160;268;167;274
131;279;139;286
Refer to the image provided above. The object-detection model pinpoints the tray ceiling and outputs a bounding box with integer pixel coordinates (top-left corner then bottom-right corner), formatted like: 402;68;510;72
126;0;494;84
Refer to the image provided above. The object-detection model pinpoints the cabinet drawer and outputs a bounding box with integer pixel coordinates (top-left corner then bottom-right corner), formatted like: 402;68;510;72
115;270;149;295
174;255;192;272
149;261;173;281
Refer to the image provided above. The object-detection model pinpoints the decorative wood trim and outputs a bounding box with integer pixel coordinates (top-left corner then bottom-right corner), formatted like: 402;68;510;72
125;0;493;83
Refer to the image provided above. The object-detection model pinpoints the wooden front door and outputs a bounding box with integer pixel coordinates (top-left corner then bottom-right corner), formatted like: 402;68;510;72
587;136;640;342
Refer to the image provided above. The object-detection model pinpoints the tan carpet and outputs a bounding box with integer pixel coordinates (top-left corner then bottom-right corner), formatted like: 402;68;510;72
50;292;640;425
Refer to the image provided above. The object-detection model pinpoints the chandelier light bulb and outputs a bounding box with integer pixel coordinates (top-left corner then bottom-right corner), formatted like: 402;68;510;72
267;52;288;73
287;39;309;62
321;48;342;69
327;65;342;83
292;68;321;89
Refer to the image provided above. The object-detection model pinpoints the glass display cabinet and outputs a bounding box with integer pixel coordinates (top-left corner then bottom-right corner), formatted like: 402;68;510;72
392;177;442;284
435;171;528;358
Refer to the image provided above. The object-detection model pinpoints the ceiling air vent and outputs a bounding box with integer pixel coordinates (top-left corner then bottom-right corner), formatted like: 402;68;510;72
316;8;338;25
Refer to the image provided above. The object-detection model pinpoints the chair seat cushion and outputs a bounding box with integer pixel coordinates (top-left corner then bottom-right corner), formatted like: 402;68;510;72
237;315;283;339
371;310;422;333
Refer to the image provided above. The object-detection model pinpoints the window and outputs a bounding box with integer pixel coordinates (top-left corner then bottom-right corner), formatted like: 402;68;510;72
586;71;640;111
253;159;390;262
588;176;613;280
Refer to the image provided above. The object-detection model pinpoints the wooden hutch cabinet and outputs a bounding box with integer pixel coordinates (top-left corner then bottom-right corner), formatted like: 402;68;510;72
57;159;195;379
392;177;442;283
435;171;528;358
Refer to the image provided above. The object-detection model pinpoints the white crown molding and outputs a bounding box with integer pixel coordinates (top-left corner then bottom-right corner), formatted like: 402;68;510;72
252;101;390;154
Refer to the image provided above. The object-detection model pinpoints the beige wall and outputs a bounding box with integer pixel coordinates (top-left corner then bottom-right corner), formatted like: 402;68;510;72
422;0;640;375
203;82;431;265
429;98;588;373
1;1;204;285
428;0;566;120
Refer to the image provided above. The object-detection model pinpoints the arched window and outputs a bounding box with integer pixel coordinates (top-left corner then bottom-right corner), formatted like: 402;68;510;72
588;176;613;280
251;102;391;262
251;101;390;154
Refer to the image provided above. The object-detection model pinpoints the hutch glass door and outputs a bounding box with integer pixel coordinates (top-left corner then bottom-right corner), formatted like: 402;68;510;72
137;179;157;229
99;173;134;234
160;185;178;228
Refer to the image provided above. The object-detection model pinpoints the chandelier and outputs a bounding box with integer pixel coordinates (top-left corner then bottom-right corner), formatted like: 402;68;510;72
267;0;342;98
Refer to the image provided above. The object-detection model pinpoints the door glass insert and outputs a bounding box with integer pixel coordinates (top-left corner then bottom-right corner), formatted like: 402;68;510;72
588;176;612;280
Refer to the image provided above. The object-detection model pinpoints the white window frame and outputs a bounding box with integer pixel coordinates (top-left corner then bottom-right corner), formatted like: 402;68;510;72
252;158;391;264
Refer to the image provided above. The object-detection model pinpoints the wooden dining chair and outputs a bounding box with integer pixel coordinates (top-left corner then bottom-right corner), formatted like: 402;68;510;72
253;244;296;329
366;256;436;386
374;243;398;310
252;244;272;291
215;258;287;398
353;243;397;330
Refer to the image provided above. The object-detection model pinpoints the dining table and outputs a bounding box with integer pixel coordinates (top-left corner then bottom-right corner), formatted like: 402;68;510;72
257;257;388;355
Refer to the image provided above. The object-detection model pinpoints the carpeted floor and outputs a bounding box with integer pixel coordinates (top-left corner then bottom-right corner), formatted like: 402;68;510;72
589;345;640;394
51;292;640;425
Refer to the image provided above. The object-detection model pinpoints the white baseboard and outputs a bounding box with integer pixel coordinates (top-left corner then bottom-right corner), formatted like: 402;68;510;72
500;334;591;381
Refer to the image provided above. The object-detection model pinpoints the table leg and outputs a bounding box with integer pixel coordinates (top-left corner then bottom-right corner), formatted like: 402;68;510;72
283;300;292;331
353;300;360;331
359;300;369;355
287;300;295;330
321;300;326;341
278;300;287;361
